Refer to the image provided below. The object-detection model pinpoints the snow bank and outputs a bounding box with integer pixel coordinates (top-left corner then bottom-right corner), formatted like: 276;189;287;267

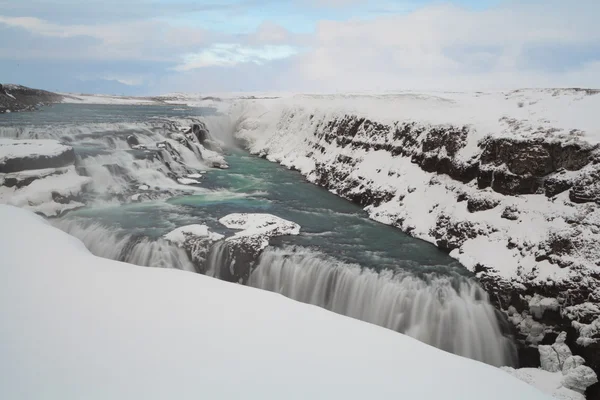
0;205;549;400
0;138;73;172
0;166;90;216
164;224;224;244
219;212;300;251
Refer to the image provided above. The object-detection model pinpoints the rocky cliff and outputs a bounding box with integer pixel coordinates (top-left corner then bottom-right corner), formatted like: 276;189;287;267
234;89;600;397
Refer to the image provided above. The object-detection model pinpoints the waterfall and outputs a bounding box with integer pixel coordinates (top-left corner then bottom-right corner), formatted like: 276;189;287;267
53;219;517;367
52;219;196;272
0;119;217;203
248;246;517;367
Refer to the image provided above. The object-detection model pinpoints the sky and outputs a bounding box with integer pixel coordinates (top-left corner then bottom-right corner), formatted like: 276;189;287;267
0;0;599;95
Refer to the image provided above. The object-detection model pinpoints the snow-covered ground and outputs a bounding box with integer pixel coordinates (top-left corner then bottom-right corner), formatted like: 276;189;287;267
0;204;552;400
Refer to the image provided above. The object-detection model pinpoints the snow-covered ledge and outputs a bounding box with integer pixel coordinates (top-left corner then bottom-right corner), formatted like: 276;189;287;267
0;204;549;400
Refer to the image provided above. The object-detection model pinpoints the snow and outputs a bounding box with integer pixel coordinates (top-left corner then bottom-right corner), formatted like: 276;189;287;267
164;224;224;245
219;213;301;252
0;138;71;164
572;317;600;347
502;332;597;399
220;213;301;239
502;368;585;400
176;177;199;185
0;204;550;400
529;295;561;319
0;166;90;217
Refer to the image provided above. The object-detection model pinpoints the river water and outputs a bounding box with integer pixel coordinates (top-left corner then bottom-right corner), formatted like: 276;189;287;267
1;103;517;366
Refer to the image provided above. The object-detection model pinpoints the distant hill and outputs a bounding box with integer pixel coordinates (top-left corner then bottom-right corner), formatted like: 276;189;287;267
0;84;64;114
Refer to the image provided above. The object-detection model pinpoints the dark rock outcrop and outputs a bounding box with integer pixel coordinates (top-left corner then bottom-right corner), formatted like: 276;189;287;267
0;146;75;173
478;137;596;196
0;84;64;113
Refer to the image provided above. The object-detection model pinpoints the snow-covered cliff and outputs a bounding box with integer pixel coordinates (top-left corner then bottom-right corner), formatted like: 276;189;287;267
234;89;600;388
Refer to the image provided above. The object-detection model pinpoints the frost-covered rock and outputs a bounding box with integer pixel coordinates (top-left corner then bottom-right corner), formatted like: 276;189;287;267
563;356;586;374
0;83;63;113
561;365;598;394
164;224;224;272
539;345;561;373
211;214;302;283
535;332;598;395
539;332;573;374
529;295;560;319
552;332;573;368
220;213;301;245
502;367;585;400
165;224;225;245
0;166;90;217
572;317;600;346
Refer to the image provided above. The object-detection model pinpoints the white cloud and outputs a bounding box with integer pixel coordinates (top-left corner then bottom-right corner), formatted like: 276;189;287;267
174;43;300;71
291;2;600;91
0;15;211;61
1;1;600;92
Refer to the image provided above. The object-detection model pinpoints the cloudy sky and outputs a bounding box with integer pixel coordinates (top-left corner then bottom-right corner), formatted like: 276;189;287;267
1;0;598;95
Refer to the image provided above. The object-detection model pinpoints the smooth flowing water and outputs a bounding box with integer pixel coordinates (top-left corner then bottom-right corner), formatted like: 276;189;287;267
1;104;517;366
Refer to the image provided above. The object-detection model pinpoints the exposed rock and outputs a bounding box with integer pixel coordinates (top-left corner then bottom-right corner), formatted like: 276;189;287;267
539;344;561;372
467;195;501;212
563;356;586;374
544;173;573;197
164;224;224;273
126;135;140;148
501;205;520;220
0;83;64;113
570;171;600;204
212;213;301;283
0;140;76;173
552;332;573;367
562;365;598;393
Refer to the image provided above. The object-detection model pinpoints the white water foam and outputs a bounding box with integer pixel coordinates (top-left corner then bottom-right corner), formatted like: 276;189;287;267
248;246;517;367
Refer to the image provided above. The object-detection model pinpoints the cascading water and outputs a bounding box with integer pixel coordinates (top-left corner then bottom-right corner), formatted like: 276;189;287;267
53;219;196;272
248;246;517;367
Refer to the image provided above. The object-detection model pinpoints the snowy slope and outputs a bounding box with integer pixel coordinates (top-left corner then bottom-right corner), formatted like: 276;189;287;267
0;205;551;400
